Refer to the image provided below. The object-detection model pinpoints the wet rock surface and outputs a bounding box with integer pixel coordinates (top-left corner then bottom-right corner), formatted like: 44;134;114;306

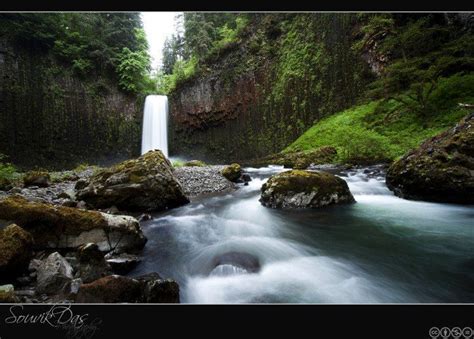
105;253;141;275
211;252;260;274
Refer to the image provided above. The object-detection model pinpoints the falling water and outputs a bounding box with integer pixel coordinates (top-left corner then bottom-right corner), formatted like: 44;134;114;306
141;95;169;157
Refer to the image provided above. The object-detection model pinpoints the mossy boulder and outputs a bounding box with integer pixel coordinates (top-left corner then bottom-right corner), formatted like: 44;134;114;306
386;113;474;203
0;224;34;279
260;170;355;209
23;171;51;187
76;150;189;212
0;196;146;253
221;163;242;182
248;146;337;169
183;160;207;167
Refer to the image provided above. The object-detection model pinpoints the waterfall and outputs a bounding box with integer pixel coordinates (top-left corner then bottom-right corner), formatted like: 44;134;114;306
141;95;169;157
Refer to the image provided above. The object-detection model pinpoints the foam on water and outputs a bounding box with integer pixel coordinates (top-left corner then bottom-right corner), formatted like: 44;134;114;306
132;165;474;303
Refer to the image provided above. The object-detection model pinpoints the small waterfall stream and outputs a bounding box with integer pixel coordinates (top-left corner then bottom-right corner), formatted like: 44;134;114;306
141;95;169;157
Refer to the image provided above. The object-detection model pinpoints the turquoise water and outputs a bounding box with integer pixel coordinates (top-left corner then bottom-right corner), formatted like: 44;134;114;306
131;166;474;303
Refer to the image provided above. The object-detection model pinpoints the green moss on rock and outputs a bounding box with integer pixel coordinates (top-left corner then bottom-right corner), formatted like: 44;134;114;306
221;163;242;182
386;113;474;203
76;150;189;212
0;224;34;279
260;169;355;209
0;196;146;252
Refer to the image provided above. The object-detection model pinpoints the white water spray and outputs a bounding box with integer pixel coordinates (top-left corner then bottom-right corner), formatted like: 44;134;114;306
141;95;169;157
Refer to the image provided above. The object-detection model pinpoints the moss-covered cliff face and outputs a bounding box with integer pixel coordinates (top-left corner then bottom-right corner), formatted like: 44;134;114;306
168;14;375;162
0;38;142;169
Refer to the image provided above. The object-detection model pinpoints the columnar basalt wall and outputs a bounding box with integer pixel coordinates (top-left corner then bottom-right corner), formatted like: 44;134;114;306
0;39;143;169
169;14;375;163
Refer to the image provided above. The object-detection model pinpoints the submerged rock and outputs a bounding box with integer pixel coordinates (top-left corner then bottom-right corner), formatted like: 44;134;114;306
76;150;189;212
0;195;146;253
23;171;51;188
0;224;34;280
36;252;73;295
386;113;474;203
260;170;355;209
221;163;242;182
211;251;260;274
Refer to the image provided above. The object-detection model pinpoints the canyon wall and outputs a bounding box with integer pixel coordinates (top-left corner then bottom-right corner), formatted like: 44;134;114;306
169;14;375;162
0;38;142;169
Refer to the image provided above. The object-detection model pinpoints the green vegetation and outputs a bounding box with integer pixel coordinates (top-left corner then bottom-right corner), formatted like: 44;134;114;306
284;14;474;164
0;154;21;188
157;56;199;94
171;160;185;168
0;13;155;94
0;154;18;180
157;14;250;94
270;15;329;105
285;74;474;164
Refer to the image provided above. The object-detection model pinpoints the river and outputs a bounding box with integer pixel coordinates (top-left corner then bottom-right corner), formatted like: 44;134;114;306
130;165;474;303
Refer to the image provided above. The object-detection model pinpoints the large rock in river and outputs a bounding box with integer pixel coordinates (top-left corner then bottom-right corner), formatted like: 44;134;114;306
0;195;146;253
76;150;189;211
0;224;34;279
386;113;474;203
260;170;355;209
221;163;242;182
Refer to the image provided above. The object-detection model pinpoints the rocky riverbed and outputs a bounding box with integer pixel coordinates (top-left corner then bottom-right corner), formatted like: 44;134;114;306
0;152;251;304
174;165;237;198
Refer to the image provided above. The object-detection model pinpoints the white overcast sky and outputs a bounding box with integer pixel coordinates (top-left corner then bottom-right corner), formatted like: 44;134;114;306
141;12;181;73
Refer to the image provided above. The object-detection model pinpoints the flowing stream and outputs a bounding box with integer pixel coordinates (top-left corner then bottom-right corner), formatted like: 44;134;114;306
141;95;169;157
130;166;474;303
